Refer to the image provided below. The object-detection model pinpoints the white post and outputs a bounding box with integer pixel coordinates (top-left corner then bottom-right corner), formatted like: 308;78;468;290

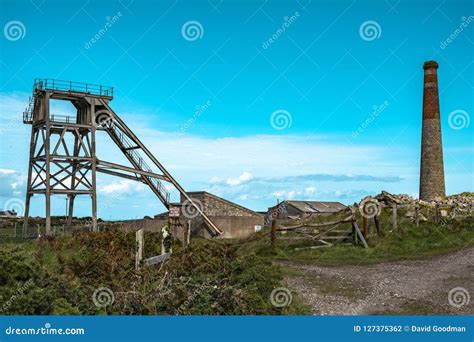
392;204;397;230
161;225;172;254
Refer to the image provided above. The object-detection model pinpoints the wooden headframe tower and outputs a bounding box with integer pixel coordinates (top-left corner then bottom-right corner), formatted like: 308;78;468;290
22;79;222;237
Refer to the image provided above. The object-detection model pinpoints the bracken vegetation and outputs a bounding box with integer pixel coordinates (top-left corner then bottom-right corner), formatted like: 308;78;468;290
0;231;309;315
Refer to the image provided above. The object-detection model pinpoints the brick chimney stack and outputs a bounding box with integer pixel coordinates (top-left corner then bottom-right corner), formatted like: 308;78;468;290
419;60;445;201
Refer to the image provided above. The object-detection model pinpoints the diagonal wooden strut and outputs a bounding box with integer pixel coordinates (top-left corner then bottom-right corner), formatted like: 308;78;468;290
97;160;169;182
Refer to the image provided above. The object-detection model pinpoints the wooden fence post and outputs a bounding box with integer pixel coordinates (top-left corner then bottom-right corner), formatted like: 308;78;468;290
271;210;277;250
135;228;144;270
183;220;191;249
161;225;172;254
362;216;368;238
352;221;368;248
415;204;420;227
392;204;397;230
374;215;381;235
351;210;357;245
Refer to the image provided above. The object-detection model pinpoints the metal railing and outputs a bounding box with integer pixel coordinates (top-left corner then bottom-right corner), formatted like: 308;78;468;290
23;96;35;123
49;114;77;124
34;78;113;98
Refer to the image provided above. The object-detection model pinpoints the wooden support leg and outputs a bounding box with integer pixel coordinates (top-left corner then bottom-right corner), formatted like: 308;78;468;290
67;195;75;227
67;133;79;228
23;127;36;236
23;194;32;238
45;131;51;235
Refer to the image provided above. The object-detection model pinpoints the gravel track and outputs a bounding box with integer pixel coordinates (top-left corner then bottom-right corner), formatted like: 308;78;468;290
281;247;474;315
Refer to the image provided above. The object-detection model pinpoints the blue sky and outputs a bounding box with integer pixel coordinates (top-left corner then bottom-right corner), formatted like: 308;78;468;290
0;0;473;219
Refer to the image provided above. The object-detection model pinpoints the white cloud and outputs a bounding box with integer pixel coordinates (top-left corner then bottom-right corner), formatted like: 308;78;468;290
99;179;145;195
226;171;253;186
271;191;286;198
238;194;249;200
0;168;24;198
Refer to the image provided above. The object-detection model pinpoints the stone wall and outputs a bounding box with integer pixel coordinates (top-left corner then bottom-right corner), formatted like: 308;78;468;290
119;192;263;239
119;218;167;233
180;192;263;239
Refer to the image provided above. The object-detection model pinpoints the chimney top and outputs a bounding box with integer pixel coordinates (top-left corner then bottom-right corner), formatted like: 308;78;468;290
423;60;439;70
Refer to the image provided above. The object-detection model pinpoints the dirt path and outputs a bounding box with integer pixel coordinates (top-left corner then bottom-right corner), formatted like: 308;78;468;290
281;247;474;315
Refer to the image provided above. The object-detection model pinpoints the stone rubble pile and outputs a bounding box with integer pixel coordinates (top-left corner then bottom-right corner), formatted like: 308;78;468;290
358;191;473;222
372;191;473;209
374;191;414;205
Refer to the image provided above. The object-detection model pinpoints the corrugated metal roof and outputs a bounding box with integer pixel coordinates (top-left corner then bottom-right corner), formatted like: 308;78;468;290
285;200;346;213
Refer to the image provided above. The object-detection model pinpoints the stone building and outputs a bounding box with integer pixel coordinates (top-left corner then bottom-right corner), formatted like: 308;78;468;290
179;191;263;239
0;210;17;218
419;60;446;201
265;200;346;224
150;191;263;239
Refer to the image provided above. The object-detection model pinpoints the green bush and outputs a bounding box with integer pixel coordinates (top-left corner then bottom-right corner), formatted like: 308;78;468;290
0;231;306;315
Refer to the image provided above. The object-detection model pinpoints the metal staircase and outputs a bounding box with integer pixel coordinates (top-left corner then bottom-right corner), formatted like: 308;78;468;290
23;96;34;124
96;103;222;236
106;120;171;206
